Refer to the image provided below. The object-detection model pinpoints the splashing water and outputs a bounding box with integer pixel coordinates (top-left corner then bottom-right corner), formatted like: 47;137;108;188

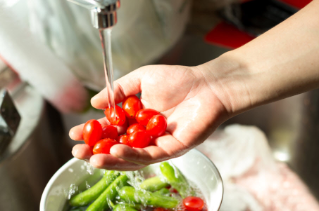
67;184;78;200
82;161;95;175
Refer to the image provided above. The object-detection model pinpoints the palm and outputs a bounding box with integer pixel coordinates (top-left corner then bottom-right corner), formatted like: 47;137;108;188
138;65;225;150
70;65;227;170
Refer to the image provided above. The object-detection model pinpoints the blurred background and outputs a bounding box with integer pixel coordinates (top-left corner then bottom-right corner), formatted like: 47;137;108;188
0;0;318;210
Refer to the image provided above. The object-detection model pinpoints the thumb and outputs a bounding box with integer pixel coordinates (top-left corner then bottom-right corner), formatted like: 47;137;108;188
91;68;143;109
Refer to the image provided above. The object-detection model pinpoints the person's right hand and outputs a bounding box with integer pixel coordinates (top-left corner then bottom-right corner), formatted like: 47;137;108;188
69;63;234;170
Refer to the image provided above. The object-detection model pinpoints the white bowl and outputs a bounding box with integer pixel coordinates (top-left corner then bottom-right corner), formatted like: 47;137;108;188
40;149;223;211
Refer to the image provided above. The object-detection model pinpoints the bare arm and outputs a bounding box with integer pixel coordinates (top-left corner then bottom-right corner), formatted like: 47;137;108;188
202;0;319;116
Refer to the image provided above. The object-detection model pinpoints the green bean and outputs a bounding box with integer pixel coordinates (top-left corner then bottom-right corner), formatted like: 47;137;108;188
119;186;179;209
160;162;190;198
69;171;119;206
86;174;128;211
140;176;169;192
154;188;170;196
113;204;138;211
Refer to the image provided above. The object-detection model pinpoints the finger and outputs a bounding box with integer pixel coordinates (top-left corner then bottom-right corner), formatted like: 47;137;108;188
110;134;190;165
72;144;92;160
89;153;146;171
69;117;126;141
91;68;143;109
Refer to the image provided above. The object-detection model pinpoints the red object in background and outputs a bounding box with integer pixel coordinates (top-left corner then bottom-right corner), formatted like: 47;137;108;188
205;22;255;49
279;0;312;9
206;0;312;49
241;0;312;8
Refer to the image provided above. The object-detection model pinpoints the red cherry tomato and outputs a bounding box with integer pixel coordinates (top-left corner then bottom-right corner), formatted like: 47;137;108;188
183;196;204;211
170;188;179;194
128;131;151;148
123;95;143;118
128;117;138;126
104;105;126;126
83;120;103;147
136;109;159;126
101;125;118;139
146;115;167;137
118;135;130;146
127;123;146;135
92;138;118;154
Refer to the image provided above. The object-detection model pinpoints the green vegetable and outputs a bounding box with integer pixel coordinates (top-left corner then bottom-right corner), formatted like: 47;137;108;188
160;162;190;198
154;188;170;196
113;204;138;211
69;171;119;206
119;186;179;209
86;174;129;211
140;176;169;192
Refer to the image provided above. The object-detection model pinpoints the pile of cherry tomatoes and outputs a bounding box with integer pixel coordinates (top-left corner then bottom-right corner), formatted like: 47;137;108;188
82;95;167;154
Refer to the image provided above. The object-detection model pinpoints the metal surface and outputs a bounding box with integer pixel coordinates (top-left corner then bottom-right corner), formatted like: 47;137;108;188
157;33;319;200
91;1;120;29
68;0;120;29
0;90;20;156
0;80;72;210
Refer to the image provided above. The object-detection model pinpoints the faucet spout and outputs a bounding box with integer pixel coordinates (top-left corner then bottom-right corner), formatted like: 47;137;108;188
68;0;120;29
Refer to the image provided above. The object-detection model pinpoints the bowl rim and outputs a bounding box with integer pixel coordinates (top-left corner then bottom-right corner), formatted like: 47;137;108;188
40;149;224;211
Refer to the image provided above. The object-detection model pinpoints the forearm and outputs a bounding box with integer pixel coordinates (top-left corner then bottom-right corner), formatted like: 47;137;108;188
198;0;319;116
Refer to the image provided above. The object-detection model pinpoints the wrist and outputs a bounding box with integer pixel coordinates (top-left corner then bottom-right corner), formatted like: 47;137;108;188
195;51;257;117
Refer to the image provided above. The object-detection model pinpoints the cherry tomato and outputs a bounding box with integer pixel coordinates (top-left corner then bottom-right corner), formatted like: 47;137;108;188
101;125;118;139
146;115;167;137
123;95;143;118
118;135;130;146
136;109;159;126
83;120;103;147
104;105;126;126
128;131;151;148
183;196;204;211
170;188;179;194
149;136;156;146
92;138;118;154
128;117;138;126
127;123;146;135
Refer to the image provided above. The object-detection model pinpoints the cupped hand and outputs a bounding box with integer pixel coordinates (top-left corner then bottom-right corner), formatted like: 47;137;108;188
69;64;230;170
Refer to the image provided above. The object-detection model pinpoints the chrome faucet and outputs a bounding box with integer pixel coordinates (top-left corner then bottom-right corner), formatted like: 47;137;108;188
68;0;120;29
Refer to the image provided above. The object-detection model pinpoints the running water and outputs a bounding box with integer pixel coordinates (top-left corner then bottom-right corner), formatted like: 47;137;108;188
99;28;115;111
